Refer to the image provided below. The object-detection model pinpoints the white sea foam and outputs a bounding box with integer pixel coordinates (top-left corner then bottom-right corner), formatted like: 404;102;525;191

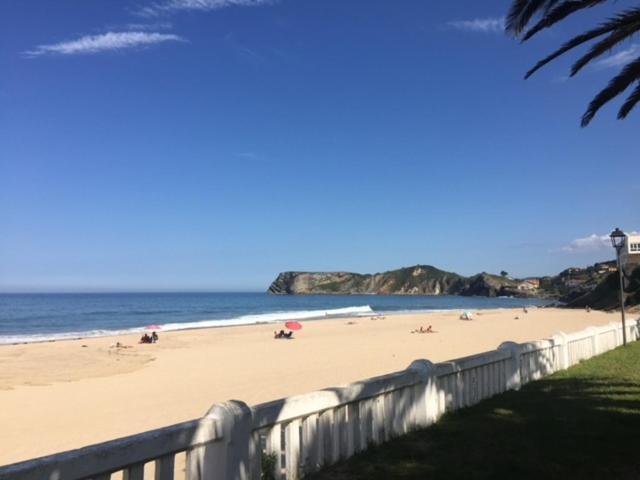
0;305;374;345
159;305;374;331
0;329;142;345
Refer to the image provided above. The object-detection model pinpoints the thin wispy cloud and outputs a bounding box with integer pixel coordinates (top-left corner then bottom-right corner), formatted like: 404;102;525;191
595;44;640;69
121;22;174;31
560;231;639;253
447;16;505;34
223;32;267;66
25;31;185;57
137;0;275;17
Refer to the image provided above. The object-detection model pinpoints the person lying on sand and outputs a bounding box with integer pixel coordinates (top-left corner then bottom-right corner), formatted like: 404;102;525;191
411;325;434;334
110;341;132;349
273;330;294;339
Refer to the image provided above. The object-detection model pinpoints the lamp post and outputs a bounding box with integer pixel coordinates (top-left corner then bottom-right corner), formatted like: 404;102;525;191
610;227;627;346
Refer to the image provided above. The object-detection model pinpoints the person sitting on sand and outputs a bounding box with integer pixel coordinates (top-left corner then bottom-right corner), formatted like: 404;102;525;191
139;333;152;344
411;325;434;334
151;331;159;343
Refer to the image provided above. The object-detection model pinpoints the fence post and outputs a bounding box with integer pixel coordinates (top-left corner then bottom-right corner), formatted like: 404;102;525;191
407;359;438;428
498;342;522;391
551;332;569;370
587;327;599;357
611;322;623;347
188;400;253;480
632;319;640;341
627;318;639;342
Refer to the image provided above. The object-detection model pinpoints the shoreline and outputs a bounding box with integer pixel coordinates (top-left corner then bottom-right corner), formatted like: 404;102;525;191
0;303;557;347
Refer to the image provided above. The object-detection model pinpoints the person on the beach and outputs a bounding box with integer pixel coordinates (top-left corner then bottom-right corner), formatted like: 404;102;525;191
139;333;151;344
151;331;159;343
411;325;434;334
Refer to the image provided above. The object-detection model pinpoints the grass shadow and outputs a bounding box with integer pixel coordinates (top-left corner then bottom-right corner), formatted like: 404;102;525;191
308;343;640;480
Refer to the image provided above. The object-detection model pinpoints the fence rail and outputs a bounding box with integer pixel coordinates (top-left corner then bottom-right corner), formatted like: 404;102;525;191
1;319;638;480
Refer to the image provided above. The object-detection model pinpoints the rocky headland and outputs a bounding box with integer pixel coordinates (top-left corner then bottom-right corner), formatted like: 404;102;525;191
268;262;640;309
268;265;530;298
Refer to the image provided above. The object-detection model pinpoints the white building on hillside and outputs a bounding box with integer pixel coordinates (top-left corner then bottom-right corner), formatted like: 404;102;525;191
621;233;640;275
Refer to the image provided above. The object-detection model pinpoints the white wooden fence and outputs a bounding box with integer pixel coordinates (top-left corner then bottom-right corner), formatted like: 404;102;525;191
1;319;638;480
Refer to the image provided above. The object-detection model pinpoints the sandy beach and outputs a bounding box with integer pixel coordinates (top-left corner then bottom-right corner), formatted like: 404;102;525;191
0;307;623;466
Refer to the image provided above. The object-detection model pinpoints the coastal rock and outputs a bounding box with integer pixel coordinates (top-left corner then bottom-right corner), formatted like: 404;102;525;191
564;265;640;310
267;265;519;297
267;261;640;308
454;273;521;297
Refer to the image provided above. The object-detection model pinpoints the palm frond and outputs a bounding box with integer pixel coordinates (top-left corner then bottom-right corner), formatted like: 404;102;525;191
618;81;640;119
581;57;640;126
522;0;607;41
524;22;615;78
570;8;640;75
506;0;558;35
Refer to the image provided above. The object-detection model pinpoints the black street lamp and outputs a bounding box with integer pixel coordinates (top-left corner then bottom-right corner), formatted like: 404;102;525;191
610;228;627;346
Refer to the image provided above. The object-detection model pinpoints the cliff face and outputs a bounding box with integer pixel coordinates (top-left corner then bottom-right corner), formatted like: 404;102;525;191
268;265;523;297
456;273;521;297
267;262;640;308
562;266;640;310
537;261;618;303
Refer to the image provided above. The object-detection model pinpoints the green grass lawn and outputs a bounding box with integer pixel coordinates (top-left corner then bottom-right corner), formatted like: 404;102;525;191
309;342;640;480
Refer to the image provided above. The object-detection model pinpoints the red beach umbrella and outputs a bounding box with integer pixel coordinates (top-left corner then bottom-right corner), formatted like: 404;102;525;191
146;324;162;331
285;321;302;331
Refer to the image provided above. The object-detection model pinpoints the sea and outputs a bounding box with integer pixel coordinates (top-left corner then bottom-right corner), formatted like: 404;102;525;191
0;293;553;345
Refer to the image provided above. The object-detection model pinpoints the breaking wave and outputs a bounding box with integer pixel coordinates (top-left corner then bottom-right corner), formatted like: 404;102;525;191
0;305;374;345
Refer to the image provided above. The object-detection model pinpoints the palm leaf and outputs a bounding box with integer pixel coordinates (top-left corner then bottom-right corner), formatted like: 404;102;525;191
581;57;640;126
618;81;640;119
570;8;640;75
509;0;640;124
521;0;607;40
524;22;616;78
507;0;558;35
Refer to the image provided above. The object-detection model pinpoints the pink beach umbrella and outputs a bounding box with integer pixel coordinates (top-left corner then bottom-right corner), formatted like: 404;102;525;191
145;324;162;331
285;321;302;331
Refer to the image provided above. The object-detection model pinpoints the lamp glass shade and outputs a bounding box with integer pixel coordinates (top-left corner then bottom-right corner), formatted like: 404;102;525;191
610;228;626;249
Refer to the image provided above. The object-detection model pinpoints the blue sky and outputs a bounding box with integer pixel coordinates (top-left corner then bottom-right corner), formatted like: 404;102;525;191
1;0;638;292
